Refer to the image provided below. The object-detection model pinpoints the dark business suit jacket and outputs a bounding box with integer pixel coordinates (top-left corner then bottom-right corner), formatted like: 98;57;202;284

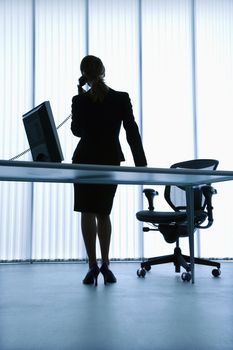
71;88;147;166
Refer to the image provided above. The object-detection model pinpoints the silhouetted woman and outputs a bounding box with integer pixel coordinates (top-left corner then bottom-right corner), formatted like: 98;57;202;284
71;55;147;286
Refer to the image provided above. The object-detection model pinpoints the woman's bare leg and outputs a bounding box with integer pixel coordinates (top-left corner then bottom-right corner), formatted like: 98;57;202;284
97;214;116;283
81;213;97;267
96;214;111;265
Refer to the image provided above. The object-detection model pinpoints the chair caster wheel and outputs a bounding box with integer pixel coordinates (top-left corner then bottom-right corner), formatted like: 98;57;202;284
137;268;146;278
212;268;221;277
181;272;192;282
145;265;151;272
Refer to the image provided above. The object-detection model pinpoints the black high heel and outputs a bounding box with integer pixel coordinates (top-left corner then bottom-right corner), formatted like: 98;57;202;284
100;263;117;284
83;263;100;286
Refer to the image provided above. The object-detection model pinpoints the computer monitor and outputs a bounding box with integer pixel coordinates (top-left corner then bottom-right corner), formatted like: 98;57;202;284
22;101;64;162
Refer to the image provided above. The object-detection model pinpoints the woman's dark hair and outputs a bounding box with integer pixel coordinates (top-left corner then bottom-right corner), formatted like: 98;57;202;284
80;55;108;102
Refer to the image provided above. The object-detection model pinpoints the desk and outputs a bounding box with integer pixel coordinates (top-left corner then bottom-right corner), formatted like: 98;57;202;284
1;159;233;283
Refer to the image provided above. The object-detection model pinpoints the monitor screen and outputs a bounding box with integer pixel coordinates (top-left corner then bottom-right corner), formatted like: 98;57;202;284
22;101;64;162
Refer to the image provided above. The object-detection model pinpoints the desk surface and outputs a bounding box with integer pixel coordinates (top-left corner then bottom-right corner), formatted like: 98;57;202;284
1;159;233;186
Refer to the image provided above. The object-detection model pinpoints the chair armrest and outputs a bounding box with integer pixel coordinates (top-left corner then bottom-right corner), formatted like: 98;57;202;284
143;188;159;211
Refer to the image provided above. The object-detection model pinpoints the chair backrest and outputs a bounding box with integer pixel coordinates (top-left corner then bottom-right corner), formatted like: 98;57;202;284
164;159;219;212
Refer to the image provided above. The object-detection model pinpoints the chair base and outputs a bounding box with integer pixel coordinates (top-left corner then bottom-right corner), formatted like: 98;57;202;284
141;247;221;274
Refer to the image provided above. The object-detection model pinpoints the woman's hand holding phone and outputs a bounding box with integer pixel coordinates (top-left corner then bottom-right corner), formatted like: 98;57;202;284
78;75;87;86
77;76;87;95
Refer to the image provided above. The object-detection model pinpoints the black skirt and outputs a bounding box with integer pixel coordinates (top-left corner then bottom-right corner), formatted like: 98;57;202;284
73;183;118;215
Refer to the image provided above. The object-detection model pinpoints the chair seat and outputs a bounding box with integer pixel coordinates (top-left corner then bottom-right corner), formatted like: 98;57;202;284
136;210;187;224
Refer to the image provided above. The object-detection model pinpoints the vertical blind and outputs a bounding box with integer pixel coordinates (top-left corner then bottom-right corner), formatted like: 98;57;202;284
1;0;233;261
31;0;87;260
0;0;33;261
195;0;233;258
141;0;194;257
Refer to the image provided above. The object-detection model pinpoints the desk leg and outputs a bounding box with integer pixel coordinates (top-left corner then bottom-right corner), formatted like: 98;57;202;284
186;186;195;284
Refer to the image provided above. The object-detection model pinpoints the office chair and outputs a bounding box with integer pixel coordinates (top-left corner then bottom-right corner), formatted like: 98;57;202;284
136;159;221;282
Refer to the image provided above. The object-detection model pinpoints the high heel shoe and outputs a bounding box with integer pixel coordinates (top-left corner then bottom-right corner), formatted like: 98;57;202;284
83;263;100;286
100;263;117;285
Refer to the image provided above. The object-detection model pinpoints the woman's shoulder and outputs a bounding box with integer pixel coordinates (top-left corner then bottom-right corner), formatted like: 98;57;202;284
72;94;78;103
108;88;129;100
